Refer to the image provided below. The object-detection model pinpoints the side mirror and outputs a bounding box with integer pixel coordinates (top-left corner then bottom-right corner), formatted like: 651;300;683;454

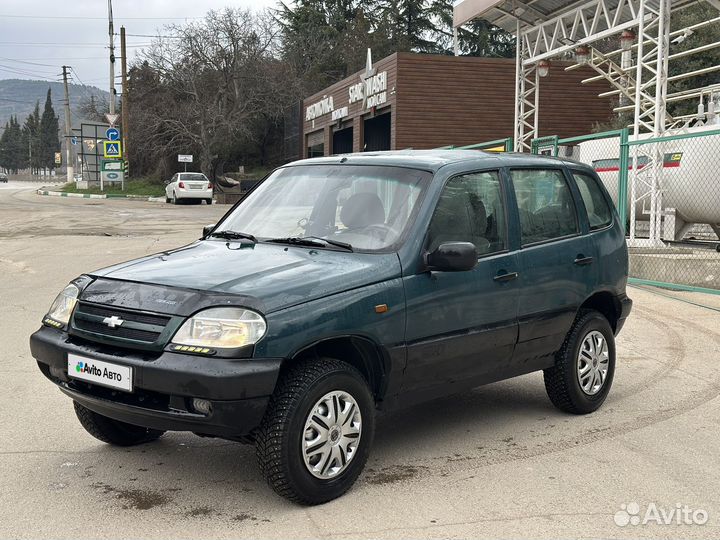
426;242;478;272
202;224;215;238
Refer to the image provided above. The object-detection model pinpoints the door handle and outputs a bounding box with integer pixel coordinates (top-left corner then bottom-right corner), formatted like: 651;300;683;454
493;271;519;283
574;255;594;266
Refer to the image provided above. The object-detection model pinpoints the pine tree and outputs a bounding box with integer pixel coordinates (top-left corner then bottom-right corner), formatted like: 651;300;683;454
38;88;60;171
0;122;10;173
9;117;25;172
376;0;439;53
24;101;41;174
0;117;25;174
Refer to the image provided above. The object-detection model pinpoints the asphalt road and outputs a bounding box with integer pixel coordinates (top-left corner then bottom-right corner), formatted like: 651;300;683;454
1;182;719;539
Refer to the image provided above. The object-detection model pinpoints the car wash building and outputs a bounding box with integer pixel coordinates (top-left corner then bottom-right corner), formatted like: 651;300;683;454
300;50;615;158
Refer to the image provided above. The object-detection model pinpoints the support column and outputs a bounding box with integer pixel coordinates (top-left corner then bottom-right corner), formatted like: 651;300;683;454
324;126;332;157
353;116;364;153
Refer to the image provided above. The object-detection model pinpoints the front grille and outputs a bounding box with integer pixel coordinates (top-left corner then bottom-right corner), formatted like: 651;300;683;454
72;319;160;342
77;303;169;326
71;302;171;345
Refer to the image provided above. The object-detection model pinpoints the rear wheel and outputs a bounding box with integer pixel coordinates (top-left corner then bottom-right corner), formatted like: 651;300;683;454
255;358;374;505
165;196;171;203
544;309;615;414
205;198;213;205
73;402;164;446
172;192;179;205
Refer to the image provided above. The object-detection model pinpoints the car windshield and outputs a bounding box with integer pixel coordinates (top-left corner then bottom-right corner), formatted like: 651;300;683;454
181;173;207;181
215;164;431;251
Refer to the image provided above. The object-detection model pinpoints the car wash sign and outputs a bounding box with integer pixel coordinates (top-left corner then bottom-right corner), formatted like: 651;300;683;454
349;49;388;110
306;95;334;121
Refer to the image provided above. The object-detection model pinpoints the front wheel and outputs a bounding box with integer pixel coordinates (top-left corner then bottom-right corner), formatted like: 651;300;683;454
255;358;375;505
73;402;164;446
544;309;616;414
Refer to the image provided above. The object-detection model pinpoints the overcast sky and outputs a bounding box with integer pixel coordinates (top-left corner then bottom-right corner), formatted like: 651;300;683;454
0;0;277;89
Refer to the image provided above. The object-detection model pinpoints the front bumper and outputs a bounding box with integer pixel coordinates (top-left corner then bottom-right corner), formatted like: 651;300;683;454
30;325;282;438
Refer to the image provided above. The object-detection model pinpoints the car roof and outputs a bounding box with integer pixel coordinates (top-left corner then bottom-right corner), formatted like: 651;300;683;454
284;149;590;173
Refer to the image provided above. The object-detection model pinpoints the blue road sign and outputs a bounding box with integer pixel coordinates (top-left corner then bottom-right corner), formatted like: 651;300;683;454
106;127;120;141
103;140;122;159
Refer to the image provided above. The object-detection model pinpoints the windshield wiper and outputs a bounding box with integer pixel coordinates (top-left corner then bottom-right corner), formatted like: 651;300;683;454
266;236;353;252
208;230;257;242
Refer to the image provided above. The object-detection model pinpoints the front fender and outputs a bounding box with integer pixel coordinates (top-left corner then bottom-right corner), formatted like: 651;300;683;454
256;278;406;358
254;277;407;381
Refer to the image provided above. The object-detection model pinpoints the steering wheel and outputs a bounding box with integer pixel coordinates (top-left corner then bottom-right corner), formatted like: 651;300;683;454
363;223;395;240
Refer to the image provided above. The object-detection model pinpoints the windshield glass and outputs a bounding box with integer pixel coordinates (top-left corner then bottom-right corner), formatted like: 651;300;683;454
216;165;431;251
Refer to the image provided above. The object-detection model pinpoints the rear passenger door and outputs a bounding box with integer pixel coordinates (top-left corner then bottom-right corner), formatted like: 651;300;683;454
571;168;624;294
508;168;595;367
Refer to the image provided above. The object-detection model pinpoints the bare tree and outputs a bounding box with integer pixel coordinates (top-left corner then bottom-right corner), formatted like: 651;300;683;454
138;8;296;176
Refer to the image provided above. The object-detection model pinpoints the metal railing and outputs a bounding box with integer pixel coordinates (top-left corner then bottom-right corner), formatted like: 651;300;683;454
434;137;514;152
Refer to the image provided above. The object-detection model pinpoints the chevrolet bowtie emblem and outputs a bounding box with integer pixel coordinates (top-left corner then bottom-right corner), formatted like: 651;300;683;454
102;315;124;328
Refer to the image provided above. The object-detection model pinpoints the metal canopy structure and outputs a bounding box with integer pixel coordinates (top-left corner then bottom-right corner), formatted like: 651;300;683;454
454;0;720;246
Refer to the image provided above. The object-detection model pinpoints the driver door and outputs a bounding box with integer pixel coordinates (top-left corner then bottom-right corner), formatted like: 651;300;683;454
402;170;520;399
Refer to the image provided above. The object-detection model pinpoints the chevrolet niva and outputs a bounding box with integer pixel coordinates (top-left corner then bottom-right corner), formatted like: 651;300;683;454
31;150;631;504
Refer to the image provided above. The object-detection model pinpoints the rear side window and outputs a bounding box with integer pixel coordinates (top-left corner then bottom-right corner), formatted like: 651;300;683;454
510;169;578;245
573;172;613;230
427;171;507;256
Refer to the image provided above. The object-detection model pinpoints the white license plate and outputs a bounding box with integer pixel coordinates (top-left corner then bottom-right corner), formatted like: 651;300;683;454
67;353;133;392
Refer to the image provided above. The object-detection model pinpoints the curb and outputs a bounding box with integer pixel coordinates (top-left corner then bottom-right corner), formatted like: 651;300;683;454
36;189;165;202
36;189;107;199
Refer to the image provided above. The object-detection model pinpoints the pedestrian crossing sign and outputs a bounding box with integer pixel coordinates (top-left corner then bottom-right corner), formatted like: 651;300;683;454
103;140;122;159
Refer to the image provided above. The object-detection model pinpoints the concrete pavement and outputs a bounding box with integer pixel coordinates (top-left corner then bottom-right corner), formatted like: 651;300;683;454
1;182;719;539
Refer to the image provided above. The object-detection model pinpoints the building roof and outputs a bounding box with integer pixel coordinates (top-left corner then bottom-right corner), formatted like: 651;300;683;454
284;149;585;172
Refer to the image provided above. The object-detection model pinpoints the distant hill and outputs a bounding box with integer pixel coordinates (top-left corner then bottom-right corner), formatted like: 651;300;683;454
0;79;109;129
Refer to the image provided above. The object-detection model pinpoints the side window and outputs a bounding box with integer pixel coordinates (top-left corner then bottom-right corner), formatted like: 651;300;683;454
573;172;613;230
427;171;507;257
510;169;578;245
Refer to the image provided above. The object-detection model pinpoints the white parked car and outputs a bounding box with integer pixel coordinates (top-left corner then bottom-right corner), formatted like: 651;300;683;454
165;172;213;205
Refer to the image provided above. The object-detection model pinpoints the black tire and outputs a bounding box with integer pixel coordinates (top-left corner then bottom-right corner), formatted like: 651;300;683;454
165;196;171;203
73;402;164;446
544;309;616;414
172;192;179;205
255;358;375;505
205;198;212;205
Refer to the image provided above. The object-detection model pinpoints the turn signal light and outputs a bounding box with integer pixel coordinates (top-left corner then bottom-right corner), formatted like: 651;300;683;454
169;344;216;355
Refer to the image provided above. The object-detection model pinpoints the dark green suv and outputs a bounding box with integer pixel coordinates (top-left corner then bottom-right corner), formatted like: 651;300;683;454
30;150;631;504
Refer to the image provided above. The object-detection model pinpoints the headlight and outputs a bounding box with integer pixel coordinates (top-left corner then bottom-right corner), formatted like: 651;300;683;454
46;284;80;326
172;307;267;349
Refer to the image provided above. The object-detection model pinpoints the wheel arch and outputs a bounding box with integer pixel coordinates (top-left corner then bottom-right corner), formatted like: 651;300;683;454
284;335;392;403
579;291;621;332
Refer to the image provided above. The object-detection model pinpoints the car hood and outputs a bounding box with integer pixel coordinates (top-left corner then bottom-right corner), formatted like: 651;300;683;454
87;240;402;314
